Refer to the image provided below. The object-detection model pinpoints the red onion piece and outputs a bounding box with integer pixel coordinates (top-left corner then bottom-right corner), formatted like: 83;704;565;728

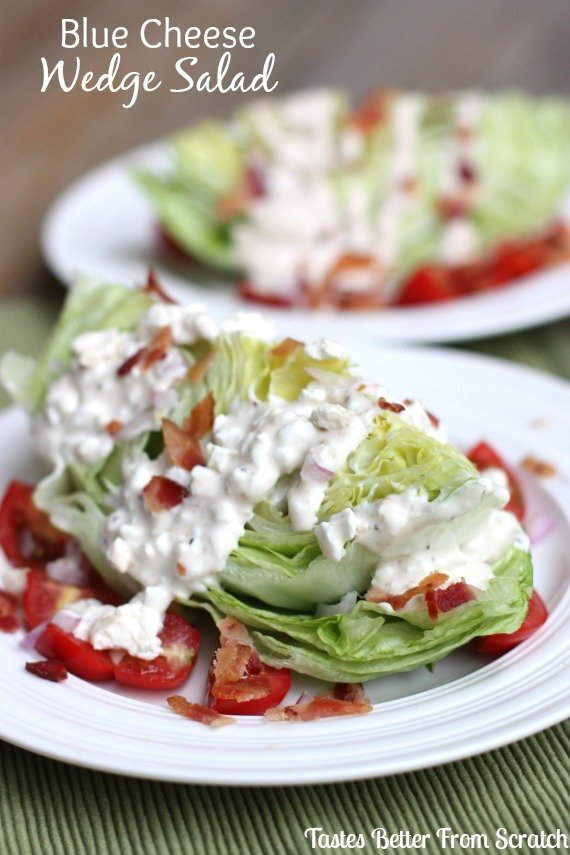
526;512;557;546
52;610;82;634
302;455;334;483
294;692;314;705
46;558;89;587
20;619;50;651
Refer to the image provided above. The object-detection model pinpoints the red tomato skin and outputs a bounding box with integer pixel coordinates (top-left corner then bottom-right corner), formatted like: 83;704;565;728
114;613;201;691
0;481;68;567
396;266;459;305
473;590;548;654
35;623;115;682
23;570;84;629
209;667;292;716
466;441;525;521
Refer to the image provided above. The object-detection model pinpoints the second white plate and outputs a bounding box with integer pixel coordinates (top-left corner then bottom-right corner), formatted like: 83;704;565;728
42;142;570;345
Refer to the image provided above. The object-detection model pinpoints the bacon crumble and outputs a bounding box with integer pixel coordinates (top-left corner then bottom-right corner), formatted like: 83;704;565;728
265;695;372;722
117;326;173;377
378;397;405;414
143;268;177;304
186;351;215;384
184;393;215;439
269;338;303;358
520;456;557;477
162;418;205;471
167;695;234;727
26;660;68;682
333;682;368;704
366;571;449;611
142;476;189;513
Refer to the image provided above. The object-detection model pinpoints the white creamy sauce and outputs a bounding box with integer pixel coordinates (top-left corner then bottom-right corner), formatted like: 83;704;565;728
103;375;391;597
233;90;491;298
316;477;526;600
439;91;482;265
235;90;426;297
54;586;171;660
0;547;28;595
374;95;422;270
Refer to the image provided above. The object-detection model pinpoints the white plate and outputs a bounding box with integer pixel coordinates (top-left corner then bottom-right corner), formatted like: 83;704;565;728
1;347;569;785
42;142;570;345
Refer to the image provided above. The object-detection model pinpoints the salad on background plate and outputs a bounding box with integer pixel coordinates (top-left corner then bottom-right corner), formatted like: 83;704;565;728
137;88;570;311
0;276;548;725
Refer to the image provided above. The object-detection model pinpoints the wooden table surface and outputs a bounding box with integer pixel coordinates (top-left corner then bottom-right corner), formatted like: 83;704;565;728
3;0;570;295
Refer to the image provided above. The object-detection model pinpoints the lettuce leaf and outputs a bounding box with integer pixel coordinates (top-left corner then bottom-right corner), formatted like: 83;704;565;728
135;121;243;270
0;278;152;414
184;546;532;682
321;413;475;517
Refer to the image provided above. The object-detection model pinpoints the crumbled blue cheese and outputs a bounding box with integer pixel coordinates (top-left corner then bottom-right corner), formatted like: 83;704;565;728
54;586;171;660
315;477;525;596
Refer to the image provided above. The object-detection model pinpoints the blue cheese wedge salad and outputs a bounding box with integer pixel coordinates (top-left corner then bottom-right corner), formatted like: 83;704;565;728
0;275;544;724
137;88;570;311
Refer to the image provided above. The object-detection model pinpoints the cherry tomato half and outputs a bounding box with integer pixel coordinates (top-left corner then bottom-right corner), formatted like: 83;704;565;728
473;590;548;654
35;623;115;682
466;441;525;521
0;481;69;567
114;613;201;691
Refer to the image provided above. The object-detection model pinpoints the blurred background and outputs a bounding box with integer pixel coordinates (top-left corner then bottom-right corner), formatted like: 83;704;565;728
3;0;570;296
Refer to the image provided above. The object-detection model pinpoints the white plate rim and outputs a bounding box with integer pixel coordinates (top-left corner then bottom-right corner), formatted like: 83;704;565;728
0;345;569;785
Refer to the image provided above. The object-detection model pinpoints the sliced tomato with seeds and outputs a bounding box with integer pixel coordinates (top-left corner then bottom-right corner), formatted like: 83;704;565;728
466;441;525;521
114;613;200;690
35;623;115;681
0;480;69;567
473;590;548;654
23;569;104;629
208;645;291;716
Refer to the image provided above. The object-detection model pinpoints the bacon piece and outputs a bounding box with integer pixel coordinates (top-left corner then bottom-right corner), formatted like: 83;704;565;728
424;588;438;621
218;616;252;647
427;410;440;428
348;88;390;134
167;695;234;727
162;418;205;471
265;695;372;722
105;420;125;437
142;476;188;513
186;351;214;384
270;338;303;358
210;677;271;702
520;456;557;478
438;197;468;220
117;327;173;376
333;682;367;703
143;267;177;304
26;660;68;682
366;571;449;610
378;397;405;414
184;393;215;439
435;581;475;613
213;643;251;684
